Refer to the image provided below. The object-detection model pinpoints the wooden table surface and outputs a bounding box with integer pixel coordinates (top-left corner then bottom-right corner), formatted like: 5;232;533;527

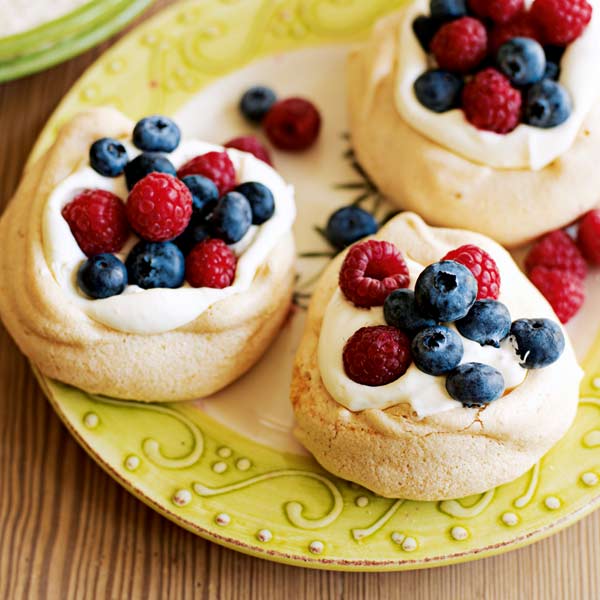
1;2;599;598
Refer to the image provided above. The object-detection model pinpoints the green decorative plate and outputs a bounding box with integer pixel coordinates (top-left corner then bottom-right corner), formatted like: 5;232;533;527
28;0;600;571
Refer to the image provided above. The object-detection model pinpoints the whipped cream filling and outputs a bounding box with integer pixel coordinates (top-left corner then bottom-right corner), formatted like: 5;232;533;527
318;258;527;419
394;0;600;170
42;140;296;335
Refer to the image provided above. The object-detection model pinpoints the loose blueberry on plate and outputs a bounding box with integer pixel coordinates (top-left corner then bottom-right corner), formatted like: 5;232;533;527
412;325;464;376
524;80;572;128
325;206;378;250
89;137;128;177
236;181;275;225
456;300;511;347
414;69;463;113
209;192;252;244
430;0;466;19
446;362;505;406
239;85;277;123
497;37;546;86
510;318;565;369
126;241;185;289
384;289;437;337
181;174;219;219
78;254;128;299
132;115;181;153
124;152;177;190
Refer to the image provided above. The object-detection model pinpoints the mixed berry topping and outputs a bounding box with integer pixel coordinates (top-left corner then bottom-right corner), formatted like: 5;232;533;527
430;17;488;73
530;0;593;45
412;325;464;375
89;138;128;177
177;151;237;195
133;115;181;153
456;299;512;347
577;209;600;264
77;254;128;299
446;362;505;406
124;152;176;191
442;244;501;300
208;192;252;244
469;0;524;24
185;239;238;289
126;241;185;290
510;317;565;368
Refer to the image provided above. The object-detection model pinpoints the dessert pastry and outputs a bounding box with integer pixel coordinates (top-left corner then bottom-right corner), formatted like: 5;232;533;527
347;0;600;247
0;107;296;402
291;212;582;500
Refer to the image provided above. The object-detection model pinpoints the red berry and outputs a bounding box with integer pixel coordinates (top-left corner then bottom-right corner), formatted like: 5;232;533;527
62;189;130;257
577;209;600;265
525;230;587;279
529;266;584;324
530;0;592;45
185;238;237;288
177;151;237;195
263;98;321;151
469;0;524;24
442;244;501;300
126;173;192;242
489;12;541;53
462;68;522;134
343;326;412;386
430;17;488;74
224;135;273;166
339;240;410;308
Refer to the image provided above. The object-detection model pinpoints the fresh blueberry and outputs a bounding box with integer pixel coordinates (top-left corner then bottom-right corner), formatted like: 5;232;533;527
414;260;477;322
384;289;437;337
124;152;176;190
236;181;275;225
544;45;565;66
497;37;546;86
89;137;128;177
240;86;277;123
77;254;127;299
181;175;219;219
456;300;511;348
412;326;464;376
126;241;185;289
510;318;565;369
414;69;463;113
446;363;505;407
173;219;211;255
412;15;444;52
132;115;181;153
430;0;466;19
543;61;560;81
524;80;572;128
209;192;252;244
325;206;378;250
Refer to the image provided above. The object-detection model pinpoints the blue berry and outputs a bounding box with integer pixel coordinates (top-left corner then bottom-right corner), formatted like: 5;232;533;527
77;254;127;299
126;241;185;289
414;260;477;322
240;86;277;123
446;363;505;407
124;152;176;190
209;192;252;244
456;300;511;348
414;69;463;113
412;326;464;376
89;138;128;177
524;80;572;129
236;181;275;225
325;206;378;250
173;219;211;255
430;0;466;19
181;175;219;219
543;61;560;81
412;16;444;52
132;115;181;153
497;38;546;86
510;318;565;369
384;289;437;337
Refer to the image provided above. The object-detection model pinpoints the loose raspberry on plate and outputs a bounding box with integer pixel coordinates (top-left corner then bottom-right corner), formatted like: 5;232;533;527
126;173;192;242
224;135;273;166
339;240;410;308
525;230;587;279
343;326;412;386
462;68;522;133
529;266;584;323
62;189;130;257
577;209;600;265
430;17;488;74
263;98;321;151
469;0;524;24
443;244;501;300
185;238;237;288
488;12;541;53
530;0;592;45
177;151;237;195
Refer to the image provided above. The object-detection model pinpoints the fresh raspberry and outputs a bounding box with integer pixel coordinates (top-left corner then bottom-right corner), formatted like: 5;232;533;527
530;0;592;45
263;98;321;151
489;12;541;53
343;326;412;386
126;173;192;242
442;244;501;300
224;135;273;166
525;230;587;279
62;189;130;257
177;151;237;195
529;266;584;323
469;0;524;24
339;240;410;308
462;68;522;133
577;210;600;265
430;17;488;73
185;238;237;288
